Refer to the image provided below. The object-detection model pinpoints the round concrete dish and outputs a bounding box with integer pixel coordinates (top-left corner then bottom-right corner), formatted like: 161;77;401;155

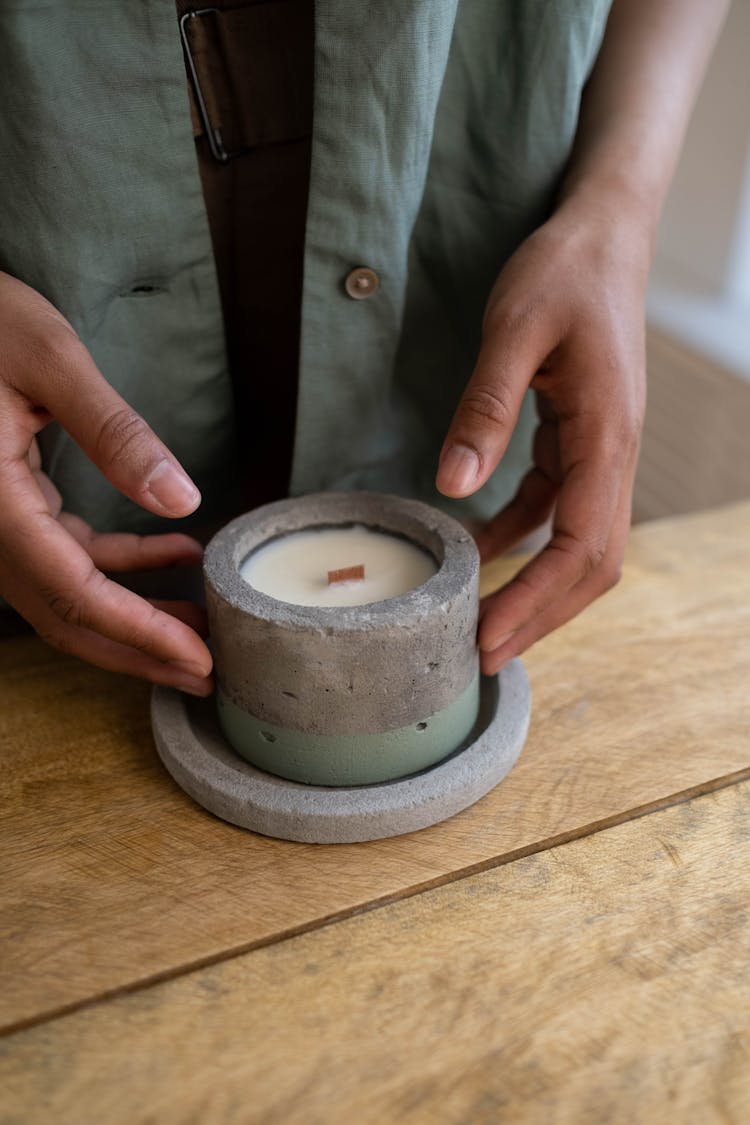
151;660;531;844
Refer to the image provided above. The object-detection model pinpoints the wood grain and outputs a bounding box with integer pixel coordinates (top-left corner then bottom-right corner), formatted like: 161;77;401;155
1;502;749;1032
2;780;749;1125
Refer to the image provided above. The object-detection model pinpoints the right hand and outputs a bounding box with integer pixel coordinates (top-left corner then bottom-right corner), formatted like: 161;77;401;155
0;272;213;695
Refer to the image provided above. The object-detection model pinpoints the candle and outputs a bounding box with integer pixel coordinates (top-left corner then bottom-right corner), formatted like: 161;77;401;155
239;525;437;607
155;491;530;841
203;492;480;787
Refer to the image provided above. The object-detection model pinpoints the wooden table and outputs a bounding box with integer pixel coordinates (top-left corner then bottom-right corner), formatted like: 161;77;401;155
1;502;749;1124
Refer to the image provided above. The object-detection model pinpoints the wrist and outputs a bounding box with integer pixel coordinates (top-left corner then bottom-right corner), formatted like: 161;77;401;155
554;171;657;271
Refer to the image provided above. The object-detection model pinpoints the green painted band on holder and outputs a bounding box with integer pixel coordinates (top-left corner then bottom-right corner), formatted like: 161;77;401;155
217;673;481;787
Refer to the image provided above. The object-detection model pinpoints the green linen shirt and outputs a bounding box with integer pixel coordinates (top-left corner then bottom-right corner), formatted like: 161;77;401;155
0;0;611;534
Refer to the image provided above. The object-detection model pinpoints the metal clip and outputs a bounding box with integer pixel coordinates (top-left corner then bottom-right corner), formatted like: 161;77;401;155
179;8;244;163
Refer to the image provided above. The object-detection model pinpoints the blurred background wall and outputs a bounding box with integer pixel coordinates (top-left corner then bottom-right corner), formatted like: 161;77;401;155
634;0;750;522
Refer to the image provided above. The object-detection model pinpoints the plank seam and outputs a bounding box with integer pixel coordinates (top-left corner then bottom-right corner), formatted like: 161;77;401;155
2;765;749;1040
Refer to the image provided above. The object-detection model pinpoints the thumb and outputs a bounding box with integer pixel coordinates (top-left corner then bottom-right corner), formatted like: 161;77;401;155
436;306;554;499
26;330;200;518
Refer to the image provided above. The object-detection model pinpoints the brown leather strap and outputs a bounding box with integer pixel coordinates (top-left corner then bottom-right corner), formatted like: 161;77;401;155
181;2;312;154
175;0;314;510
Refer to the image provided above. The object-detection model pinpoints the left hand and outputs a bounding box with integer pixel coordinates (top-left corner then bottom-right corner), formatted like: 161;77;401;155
9;436;211;691
436;196;649;674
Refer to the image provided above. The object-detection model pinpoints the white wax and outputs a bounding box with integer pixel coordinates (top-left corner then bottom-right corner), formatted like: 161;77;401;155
239;525;437;607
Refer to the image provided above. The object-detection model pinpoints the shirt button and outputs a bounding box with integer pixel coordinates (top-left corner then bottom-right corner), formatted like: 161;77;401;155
344;266;379;300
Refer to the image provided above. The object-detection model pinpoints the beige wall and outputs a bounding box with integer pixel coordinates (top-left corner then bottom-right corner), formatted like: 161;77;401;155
654;1;750;295
637;5;750;521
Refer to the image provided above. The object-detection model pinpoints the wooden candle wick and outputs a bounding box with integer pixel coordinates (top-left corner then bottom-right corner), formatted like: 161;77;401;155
327;564;366;586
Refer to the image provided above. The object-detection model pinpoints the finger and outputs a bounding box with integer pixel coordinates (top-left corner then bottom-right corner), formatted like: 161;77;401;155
0;462;211;676
475;468;557;564
474;419;561;562
480;503;631;674
149;599;208;636
480;563;612;675
17;328;200;518
26;437;42;471
478;416;624;653
31;469;63;518
57;625;213;694
23;438;62;514
0;555;212;693
42;614;212;694
436;305;558;498
58;514;204;572
480;471;634;671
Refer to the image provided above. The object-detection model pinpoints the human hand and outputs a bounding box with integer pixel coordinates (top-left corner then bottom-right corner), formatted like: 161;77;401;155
0;272;213;694
436;198;649;673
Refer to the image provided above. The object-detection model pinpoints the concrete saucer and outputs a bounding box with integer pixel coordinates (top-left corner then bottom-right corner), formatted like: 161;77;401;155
151;659;531;844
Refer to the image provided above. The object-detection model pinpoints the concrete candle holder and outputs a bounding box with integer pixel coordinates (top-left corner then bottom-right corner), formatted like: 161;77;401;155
151;491;531;842
204;491;480;787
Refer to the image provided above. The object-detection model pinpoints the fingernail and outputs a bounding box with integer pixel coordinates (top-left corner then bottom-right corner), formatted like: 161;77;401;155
438;444;480;496
479;630;516;653
481;649;511;675
173;677;213;698
146;460;201;515
171;657;212;679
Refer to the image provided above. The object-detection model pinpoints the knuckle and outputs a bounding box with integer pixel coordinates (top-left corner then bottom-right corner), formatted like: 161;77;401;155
94;406;150;468
460;384;514;432
602;383;644;453
582;541;608;576
595;423;639;478
44;568;104;630
621;405;644;453
598;369;645;458
45;591;83;629
554;531;607;578
485;298;540;338
512;568;552;609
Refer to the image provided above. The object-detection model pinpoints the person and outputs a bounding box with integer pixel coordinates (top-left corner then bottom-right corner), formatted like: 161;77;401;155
0;0;729;696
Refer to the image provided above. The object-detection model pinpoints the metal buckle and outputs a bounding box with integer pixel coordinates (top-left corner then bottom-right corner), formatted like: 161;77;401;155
179;8;245;163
